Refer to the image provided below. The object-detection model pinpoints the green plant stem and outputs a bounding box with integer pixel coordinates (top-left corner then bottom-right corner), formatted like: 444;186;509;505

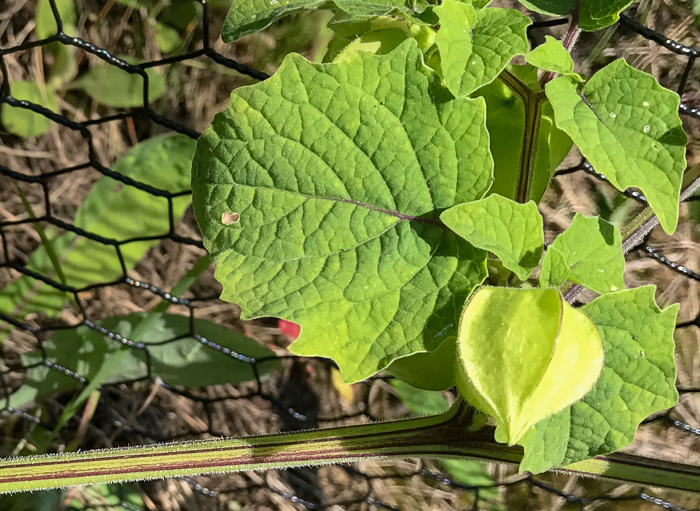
2;399;699;494
499;70;546;203
540;10;580;88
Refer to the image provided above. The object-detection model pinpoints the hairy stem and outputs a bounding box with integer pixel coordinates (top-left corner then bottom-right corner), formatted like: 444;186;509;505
499;70;546;203
2;399;700;494
540;10;580;87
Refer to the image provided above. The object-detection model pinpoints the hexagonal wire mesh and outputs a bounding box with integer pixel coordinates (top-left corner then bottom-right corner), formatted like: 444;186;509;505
0;1;699;509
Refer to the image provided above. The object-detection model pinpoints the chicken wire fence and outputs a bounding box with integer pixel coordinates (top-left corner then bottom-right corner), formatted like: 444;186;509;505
0;1;698;509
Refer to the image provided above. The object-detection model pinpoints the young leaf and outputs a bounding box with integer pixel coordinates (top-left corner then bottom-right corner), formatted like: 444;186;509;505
455;287;604;445
74;57;166;108
192;40;491;383
525;35;577;78
520;286;679;473
435;1;531;97
0;135;196;330
1;81;58;138
517;0;634;31
7;313;280;409
441;195;543;281
546;60;687;233
222;0;405;42
540;214;625;294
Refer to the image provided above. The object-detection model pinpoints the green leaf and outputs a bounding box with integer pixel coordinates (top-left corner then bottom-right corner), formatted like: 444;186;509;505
455;287;604;445
440;459;502;507
0;489;64;511
0;135;196;332
391;379;450;415
525;35;576;77
441;195;543;280
520;287;679;473
7;313;280;409
53;349;130;432
546;60;687;233
192;40;491;382
1;81;58;138
35;0;76;39
222;0;409;42
74;57;166;108
477;66;572;203
386;336;456;390
540;214;625;294
435;1;531;97
68;484;144;510
332;28;411;61
517;0;634;31
156;22;181;53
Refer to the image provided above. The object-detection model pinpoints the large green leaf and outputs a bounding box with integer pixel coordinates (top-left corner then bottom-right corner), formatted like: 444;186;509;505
7;313;280;409
455;287;604;445
520;286;679;473
0;135;196;332
74;57;166;108
477;65;572;203
435;1;530;98
540;213;625;294
517;0;634;31
192;40;491;382
546;60;687;233
1;81;58;138
222;0;410;42
441;195;543;280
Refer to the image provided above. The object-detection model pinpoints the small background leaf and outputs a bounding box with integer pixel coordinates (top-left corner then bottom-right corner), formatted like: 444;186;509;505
74;57;166;108
0;135;196;334
35;0;76;39
7;313;280;409
1;81;58;138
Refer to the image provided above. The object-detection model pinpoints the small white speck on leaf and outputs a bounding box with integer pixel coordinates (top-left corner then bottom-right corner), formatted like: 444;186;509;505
643;101;650;106
643;125;651;133
222;212;240;225
609;112;616;118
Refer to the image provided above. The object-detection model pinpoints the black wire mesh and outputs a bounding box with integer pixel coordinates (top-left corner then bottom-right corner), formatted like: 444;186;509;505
0;1;698;509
